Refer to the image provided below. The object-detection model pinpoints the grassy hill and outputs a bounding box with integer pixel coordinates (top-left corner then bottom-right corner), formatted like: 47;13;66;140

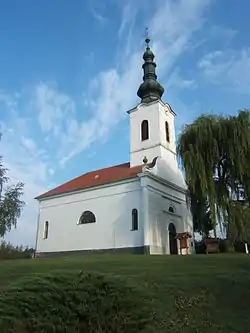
0;254;249;332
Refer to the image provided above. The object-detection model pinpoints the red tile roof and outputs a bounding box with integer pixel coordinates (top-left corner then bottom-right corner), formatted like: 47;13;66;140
35;162;143;200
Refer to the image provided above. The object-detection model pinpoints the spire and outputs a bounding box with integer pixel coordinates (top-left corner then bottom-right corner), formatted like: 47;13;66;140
137;31;164;104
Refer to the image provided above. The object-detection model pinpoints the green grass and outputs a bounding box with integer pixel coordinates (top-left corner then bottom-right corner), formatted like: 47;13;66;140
0;254;250;332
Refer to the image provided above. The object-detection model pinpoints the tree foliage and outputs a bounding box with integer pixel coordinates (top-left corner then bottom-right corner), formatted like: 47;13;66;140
177;109;250;239
0;240;34;259
0;144;24;237
227;201;250;244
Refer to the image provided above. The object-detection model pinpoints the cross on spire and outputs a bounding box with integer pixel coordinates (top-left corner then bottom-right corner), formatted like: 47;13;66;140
137;31;164;104
145;28;150;46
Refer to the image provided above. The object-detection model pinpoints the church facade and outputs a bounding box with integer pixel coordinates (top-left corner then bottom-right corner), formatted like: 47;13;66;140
34;37;194;257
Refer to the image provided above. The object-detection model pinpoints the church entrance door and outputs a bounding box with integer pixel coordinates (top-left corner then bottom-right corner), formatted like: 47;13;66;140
168;223;178;255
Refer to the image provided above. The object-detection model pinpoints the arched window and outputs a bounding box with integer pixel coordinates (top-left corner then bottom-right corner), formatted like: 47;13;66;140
141;120;149;141
169;206;174;213
165;121;170;143
131;209;138;230
79;210;96;224
44;221;49;239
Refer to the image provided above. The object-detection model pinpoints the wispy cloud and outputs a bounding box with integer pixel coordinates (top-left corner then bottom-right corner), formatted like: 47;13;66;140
149;0;210;74
91;8;107;24
21;136;36;154
198;48;250;94
117;3;139;60
89;0;108;25
0;90;57;246
209;25;238;46
59;0;211;164
27;0;210;167
167;69;197;91
35;82;75;134
0;122;48;247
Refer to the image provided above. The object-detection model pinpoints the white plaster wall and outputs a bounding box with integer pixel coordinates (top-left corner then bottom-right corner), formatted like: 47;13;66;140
129;101;177;167
150;157;187;189
158;103;176;154
141;175;194;255
36;179;143;254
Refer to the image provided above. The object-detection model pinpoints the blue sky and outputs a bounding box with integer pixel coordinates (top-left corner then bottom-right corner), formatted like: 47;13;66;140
1;0;249;246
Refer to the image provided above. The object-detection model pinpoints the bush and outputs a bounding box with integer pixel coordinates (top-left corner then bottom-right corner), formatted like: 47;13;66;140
195;240;206;254
0;271;151;333
0;241;34;259
195;238;249;254
218;239;230;253
234;240;249;253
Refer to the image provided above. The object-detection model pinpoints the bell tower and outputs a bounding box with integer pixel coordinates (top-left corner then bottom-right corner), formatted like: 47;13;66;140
128;35;178;170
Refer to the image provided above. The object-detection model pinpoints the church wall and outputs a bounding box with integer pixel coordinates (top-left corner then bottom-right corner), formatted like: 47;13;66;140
158;104;176;157
147;187;182;255
36;179;144;254
144;176;194;255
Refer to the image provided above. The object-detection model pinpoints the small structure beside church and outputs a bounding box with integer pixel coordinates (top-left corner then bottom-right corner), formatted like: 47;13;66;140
34;36;194;257
176;232;192;255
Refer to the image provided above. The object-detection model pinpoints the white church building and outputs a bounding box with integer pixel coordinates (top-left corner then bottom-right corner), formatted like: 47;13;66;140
34;37;194;257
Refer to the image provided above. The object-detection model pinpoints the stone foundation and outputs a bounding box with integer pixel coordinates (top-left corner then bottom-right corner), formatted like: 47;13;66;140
35;245;150;258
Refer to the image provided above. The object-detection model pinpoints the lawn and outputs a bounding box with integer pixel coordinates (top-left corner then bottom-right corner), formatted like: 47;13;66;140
0;254;249;332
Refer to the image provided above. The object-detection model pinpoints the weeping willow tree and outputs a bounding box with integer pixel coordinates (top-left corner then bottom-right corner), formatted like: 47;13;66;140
177;109;250;240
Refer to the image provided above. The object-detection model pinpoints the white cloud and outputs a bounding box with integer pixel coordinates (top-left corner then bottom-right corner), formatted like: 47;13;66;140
0;95;54;246
48;168;55;176
19;0;210;169
167;69;196;91
0;91;18;111
117;2;138;53
21;136;36;153
59;0;211;164
91;9;107;24
149;0;210;71
118;4;131;39
198;48;250;94
89;0;107;24
0;131;47;247
209;25;238;45
189;25;238;54
35;82;75;134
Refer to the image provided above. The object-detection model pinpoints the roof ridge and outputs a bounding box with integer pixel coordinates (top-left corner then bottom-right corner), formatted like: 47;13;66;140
85;161;130;175
35;161;142;200
60;162;130;183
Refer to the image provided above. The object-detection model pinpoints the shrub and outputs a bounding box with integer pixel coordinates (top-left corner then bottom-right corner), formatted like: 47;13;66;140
194;240;206;254
234;240;249;253
195;238;249;254
0;271;151;333
0;241;34;259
